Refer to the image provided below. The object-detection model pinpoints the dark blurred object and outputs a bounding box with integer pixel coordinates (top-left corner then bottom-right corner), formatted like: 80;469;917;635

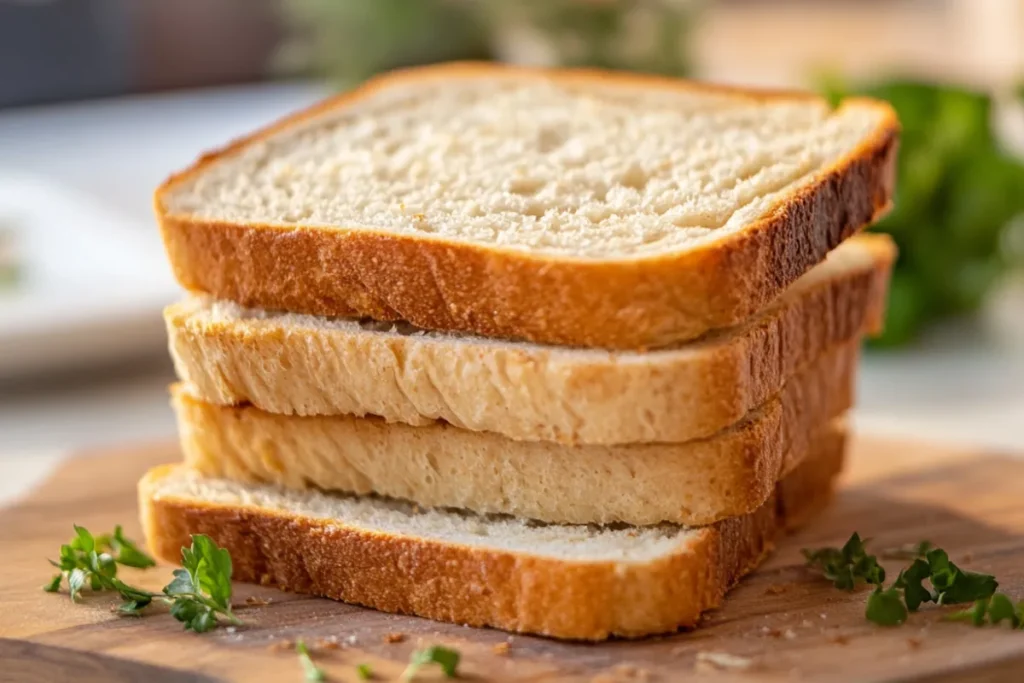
0;0;281;108
824;78;1024;347
276;0;698;85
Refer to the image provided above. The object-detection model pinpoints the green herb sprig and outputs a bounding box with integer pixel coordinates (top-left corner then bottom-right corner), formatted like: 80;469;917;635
802;533;886;590
356;663;373;680
402;645;460;681
296;639;326;681
946;593;1024;629
803;534;1004;628
45;526;240;633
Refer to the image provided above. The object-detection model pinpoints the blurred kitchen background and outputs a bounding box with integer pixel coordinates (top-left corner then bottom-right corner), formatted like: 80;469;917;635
1;0;1022;460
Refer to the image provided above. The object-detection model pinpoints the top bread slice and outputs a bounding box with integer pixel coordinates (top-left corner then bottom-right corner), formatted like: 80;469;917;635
166;234;894;445
156;62;899;349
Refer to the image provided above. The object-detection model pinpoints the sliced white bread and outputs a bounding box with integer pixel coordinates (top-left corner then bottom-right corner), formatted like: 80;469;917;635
167;234;893;446
172;337;855;526
140;422;845;641
156;62;898;349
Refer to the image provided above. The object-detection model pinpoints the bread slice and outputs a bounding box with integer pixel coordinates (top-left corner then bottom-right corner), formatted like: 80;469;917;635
172;337;855;526
156;62;898;349
167;234;893;445
140;422;845;641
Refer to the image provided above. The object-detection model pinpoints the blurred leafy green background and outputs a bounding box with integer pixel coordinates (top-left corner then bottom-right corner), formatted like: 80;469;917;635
822;80;1024;346
278;0;1024;348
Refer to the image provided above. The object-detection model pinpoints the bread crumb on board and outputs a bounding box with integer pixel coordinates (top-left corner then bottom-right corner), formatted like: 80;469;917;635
827;633;850;645
384;632;406;644
245;595;272;606
907;637;923;650
612;663;650;680
695;651;756;672
267;639;294;652
492;642;510;656
760;626;783;638
764;584;788;595
315;637;340;651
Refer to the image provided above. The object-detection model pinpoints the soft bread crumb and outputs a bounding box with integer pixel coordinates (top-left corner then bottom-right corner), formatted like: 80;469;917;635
384;632;406;644
492;642;510;656
695;651;755;672
163;72;889;259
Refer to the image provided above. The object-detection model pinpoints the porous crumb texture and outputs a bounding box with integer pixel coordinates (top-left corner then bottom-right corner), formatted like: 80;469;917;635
163;71;887;259
139;427;844;640
172;337;855;526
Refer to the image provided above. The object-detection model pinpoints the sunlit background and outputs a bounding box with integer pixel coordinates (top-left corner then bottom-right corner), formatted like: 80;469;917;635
1;0;1022;459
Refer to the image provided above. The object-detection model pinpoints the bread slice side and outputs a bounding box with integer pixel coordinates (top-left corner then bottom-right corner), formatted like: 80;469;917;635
172;338;856;526
140;422;845;641
155;63;899;349
167;234;893;445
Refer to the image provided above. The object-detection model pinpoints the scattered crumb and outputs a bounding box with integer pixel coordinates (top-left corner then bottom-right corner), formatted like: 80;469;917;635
315;637;340;651
226;627;237;634
267;639;294;652
907;637;923;650
801;620;813;628
760;626;782;638
346;635;358;645
245;596;271;606
819;613;828;620
826;633;849;645
695;651;755;672
960;553;974;564
384;632;406;644
784;629;798;640
611;663;650;680
764;584;787;596
492;642;510;656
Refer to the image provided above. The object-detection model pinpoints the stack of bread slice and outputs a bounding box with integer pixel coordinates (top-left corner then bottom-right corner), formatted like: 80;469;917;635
140;63;899;640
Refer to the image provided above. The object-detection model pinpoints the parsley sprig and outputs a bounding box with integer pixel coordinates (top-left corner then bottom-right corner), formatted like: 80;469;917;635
947;593;1024;629
46;526;240;633
803;534;1006;628
402;645;460;681
802;532;885;590
296;639;326;681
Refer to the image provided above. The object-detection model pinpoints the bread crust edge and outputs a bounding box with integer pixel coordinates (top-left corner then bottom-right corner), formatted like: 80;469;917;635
154;62;899;349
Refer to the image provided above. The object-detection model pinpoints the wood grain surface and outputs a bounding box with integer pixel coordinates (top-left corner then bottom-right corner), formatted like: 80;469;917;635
1;435;1023;682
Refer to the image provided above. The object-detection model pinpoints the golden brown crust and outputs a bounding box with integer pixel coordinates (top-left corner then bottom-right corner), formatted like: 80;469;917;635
155;62;900;349
166;235;893;445
139;427;844;641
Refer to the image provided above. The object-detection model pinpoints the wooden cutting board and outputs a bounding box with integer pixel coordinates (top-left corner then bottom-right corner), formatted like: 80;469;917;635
1;435;1023;683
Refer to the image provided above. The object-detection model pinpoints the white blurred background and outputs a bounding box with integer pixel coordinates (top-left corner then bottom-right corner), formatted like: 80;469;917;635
1;0;1022;462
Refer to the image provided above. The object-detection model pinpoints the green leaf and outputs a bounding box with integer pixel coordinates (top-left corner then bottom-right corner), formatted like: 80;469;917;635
169;597;218;633
164;568;196;596
925;549;997;604
403;645;460;681
946;598;990;626
296;640;326;682
72;525;95;553
894;558;934;611
866;586;908;626
43;574;62;593
802;532;884;589
356;663;373;680
110;526;156;569
182;535;234;611
986;593;1020;628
